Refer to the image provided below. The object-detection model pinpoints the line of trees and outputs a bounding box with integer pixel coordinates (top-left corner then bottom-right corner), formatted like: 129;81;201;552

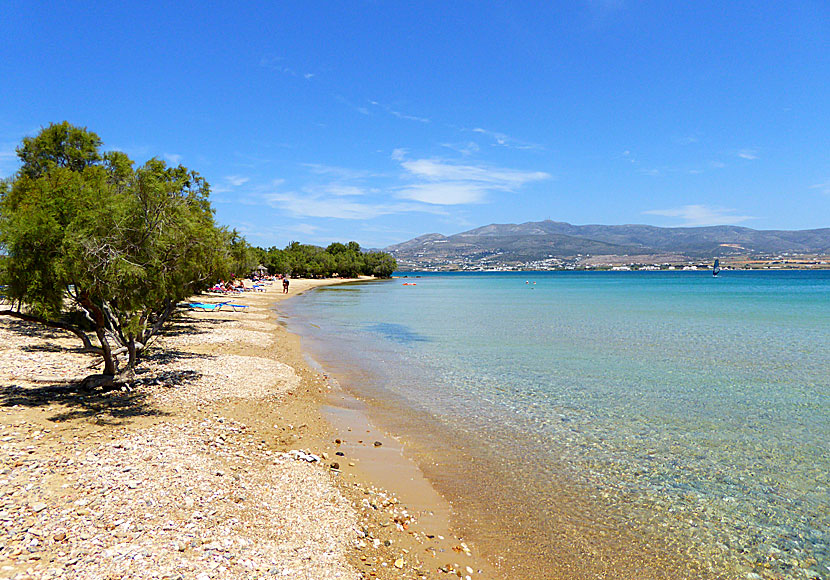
243;241;397;279
0;122;396;387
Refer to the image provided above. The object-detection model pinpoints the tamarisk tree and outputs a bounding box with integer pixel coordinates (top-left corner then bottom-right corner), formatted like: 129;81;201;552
0;122;232;387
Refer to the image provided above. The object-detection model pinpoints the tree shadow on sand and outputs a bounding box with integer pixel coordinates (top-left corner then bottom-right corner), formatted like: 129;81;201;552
163;314;238;338
0;314;223;425
3;318;73;341
0;381;169;425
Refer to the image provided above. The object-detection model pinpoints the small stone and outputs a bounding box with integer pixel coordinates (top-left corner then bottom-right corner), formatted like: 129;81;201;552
53;532;66;542
331;462;340;470
373;441;383;447
394;558;404;569
30;502;47;513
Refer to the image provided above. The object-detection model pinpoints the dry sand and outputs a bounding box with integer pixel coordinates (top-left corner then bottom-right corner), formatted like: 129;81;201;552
0;279;494;580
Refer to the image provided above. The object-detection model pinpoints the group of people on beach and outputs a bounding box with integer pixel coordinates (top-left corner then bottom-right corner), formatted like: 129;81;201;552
210;273;289;294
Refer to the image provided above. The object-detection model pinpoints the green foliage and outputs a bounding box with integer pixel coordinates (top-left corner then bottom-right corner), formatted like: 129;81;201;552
256;240;396;278
16;121;103;179
227;230;258;277
0;122;233;378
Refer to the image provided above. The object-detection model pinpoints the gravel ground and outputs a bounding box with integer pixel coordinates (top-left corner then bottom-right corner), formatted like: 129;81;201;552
0;281;492;580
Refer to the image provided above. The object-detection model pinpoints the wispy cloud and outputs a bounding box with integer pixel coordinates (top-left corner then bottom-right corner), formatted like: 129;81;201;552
263;190;440;220
471;127;542;150
335;95;370;116
441;141;480;156
164;153;183;164
673;133;701;145
302;163;377;180
260;55;314;79
369;101;430;123
396;182;488;205
0;145;18;177
211;174;253;194
226;175;250;187
810;181;830;195
737;148;759;160
643;204;755;226
395;155;551;205
400;158;548;186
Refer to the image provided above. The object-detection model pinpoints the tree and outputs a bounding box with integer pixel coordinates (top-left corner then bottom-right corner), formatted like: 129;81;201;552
227;230;258;277
0;123;232;387
363;252;397;278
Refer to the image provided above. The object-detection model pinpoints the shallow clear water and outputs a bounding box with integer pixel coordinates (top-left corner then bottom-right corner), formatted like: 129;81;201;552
284;271;830;579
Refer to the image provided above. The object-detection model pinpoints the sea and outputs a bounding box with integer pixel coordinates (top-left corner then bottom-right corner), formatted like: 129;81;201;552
281;271;829;580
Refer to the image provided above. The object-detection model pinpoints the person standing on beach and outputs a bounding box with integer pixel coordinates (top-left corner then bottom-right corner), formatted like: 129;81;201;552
282;278;290;294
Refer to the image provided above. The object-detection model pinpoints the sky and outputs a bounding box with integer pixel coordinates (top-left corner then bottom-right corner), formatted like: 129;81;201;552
1;1;828;249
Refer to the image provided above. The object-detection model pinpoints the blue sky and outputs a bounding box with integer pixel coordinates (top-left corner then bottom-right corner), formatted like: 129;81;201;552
1;1;828;248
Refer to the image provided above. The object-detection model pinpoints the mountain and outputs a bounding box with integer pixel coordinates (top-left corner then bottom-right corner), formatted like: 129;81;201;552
385;220;830;269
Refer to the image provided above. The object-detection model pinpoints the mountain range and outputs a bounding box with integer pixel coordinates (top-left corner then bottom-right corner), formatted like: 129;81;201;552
385;220;830;269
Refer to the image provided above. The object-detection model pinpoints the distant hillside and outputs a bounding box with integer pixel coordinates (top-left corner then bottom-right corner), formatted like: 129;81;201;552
386;220;830;269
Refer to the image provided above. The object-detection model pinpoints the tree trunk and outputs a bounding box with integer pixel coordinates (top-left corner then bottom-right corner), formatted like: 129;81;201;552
95;327;118;376
80;368;135;391
127;337;138;370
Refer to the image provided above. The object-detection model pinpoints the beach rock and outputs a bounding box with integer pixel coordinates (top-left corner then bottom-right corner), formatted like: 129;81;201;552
373;441;382;447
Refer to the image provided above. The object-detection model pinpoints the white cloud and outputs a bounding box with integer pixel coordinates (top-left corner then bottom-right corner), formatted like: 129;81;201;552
391;148;408;161
400;158;549;188
643;204;755;226
370;101;430;123
394;155;550;206
302;163;375;180
441;141;480;156
263;191;442;220
810;181;830;195
226;175;250;187
323;184;370;197
289;223;321;235
472;127;542;150
397;182;487;205
738;149;759;160
164;153;183;164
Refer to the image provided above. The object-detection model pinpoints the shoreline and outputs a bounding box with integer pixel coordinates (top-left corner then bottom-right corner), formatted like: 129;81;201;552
0;279;494;580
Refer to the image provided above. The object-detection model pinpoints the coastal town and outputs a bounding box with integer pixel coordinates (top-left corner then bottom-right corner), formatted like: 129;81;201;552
391;252;830;272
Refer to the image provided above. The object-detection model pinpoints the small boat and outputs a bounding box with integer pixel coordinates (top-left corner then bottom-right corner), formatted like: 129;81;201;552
713;258;721;277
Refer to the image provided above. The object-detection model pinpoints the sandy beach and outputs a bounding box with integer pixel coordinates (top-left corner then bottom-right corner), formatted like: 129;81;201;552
0;279;493;580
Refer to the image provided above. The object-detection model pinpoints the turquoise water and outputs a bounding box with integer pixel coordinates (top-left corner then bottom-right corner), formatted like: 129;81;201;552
283;271;830;579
